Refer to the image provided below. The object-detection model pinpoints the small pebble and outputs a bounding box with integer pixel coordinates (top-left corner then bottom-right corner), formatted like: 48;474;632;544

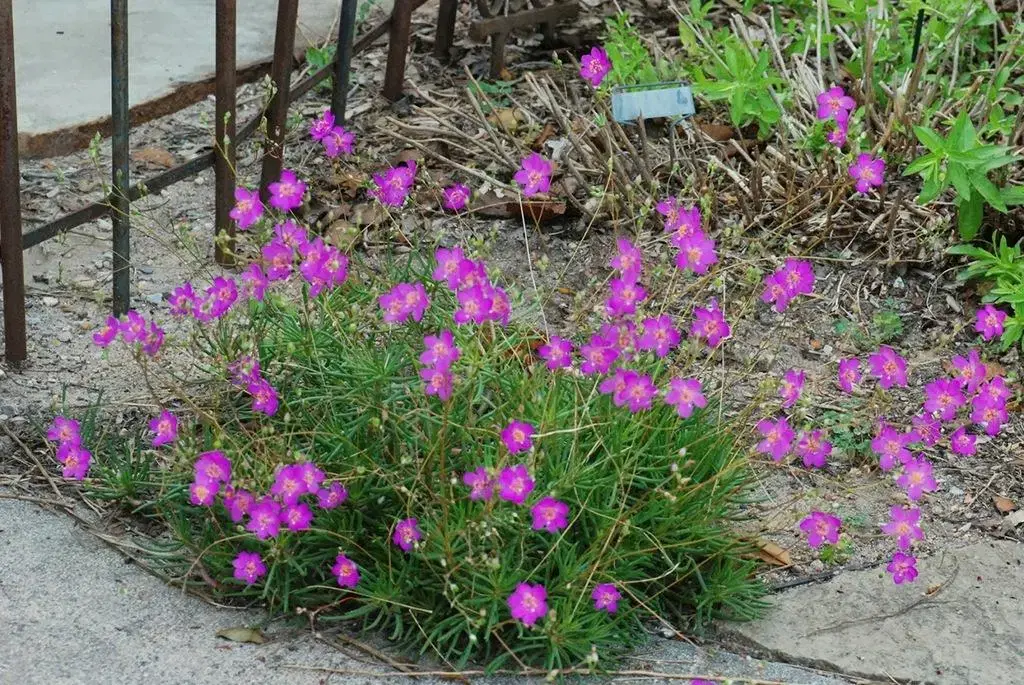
42;296;58;306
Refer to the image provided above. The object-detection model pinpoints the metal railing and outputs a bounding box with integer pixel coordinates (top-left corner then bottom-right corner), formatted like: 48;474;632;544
0;0;578;364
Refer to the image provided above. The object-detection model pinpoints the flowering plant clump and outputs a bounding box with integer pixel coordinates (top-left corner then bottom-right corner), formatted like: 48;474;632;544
66;142;767;670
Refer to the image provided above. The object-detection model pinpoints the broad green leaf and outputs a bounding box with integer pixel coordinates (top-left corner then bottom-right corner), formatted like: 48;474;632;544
903;153;938;177
948;163;972;200
1001;185;1024;206
957;193;983;241
972;173;1007;212
913;126;946;154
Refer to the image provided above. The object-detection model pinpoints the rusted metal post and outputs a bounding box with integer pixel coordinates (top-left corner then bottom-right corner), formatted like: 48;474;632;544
434;0;458;62
215;0;237;266
0;0;26;363
111;0;131;316
259;0;299;201
383;0;413;101
332;0;358;124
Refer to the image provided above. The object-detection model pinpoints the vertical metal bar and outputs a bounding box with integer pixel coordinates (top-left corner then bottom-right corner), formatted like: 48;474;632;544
111;0;131;316
259;0;299;202
434;0;457;62
383;0;413;101
332;0;358;124
215;0;237;266
0;0;26;363
910;8;925;63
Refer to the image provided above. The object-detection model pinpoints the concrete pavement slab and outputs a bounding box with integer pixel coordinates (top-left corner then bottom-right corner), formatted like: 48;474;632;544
721;541;1024;684
12;0;344;157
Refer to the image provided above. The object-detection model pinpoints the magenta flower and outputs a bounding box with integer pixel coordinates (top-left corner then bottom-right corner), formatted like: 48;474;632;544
189;480;217;507
816;86;856;122
393;517;422;552
486;285;512;326
223;487;255;523
887;552;918;585
310;110;335;141
120;310;147;343
881;505;924;550
498;464;535;505
332;553;360;587
950;425;976;456
827;120;848;147
442;183;471;211
228;355;261;387
779;369;805;409
761;272;791;313
420;366;454;401
897;456;937;501
47;416;81;445
755;417;794;462
316;482;348;509
274;219;308;248
622;373;658;413
867;345;908;389
971;394;1008;436
141;322;165;358
370;161;417;207
57;443;91;480
923;378;965;421
690;300;731;348
591;583;621;614
268;169;306;212
261;238;295;282
599;367;633;405
664;377;707;419
637;315;680;358
379;282;430;324
674;231;718;275
579;46;611;87
248;378;280;416
433;247;468;290
281;502;313;532
580;333;620;375
849;154;885;193
463;466;494;501
538;336;574;370
837;358;861;393
779;259;815;298
951;348;986;395
229;186;264;229
795;430;831;468
271;464;307;506
501;421;535;454
658;199;701;244
910;413;942;446
799;511;842;548
530;497;569;533
513;152;553;197
978;377;1010;405
871;423;913;471
601;321;637;357
454;284;493;326
610;238;642;283
148;410;178;448
420;330;460;370
232;551;267;585
323;126;355;157
296;462;325;493
975;304;1006;341
605;278;647;318
194;450;232;484
507;582;547;626
93;315;119;347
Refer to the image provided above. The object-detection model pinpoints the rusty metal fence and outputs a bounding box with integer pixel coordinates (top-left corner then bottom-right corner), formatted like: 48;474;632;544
0;0;578;364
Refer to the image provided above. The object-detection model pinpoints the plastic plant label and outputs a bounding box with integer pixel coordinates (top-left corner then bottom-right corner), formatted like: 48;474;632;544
611;82;695;123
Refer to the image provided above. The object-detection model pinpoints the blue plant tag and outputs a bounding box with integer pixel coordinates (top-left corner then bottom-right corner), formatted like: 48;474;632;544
611;82;696;123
